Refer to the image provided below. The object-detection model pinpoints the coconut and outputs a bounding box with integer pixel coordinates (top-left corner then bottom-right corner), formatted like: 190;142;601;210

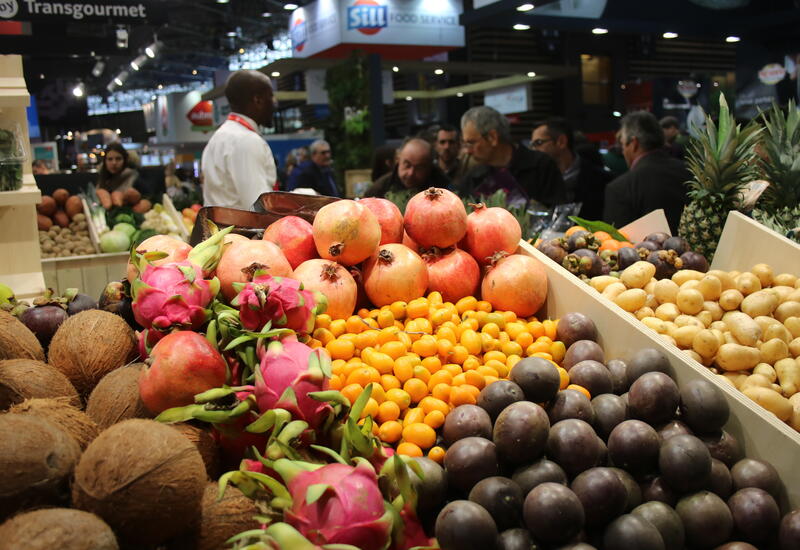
9;397;99;450
0;414;81;519
72;418;206;546
85;363;151;430
196;483;261;550
0;311;44;362
48;310;136;396
171;422;221;480
0;508;118;550
0;359;80;411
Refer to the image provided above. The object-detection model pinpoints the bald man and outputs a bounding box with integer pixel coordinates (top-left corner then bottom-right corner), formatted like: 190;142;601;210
363;137;450;197
201;70;277;210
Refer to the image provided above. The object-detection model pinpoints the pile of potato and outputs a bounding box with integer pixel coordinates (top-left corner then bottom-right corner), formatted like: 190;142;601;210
39;213;96;258
589;262;800;428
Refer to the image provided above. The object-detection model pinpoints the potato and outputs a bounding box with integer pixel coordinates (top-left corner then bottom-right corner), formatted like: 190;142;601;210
750;263;774;288
620;261;656;289
786;317;800;338
771;285;795;303
717;374;738;389
789;337;800;358
695;310;713;328
675;315;704;329
696;275;722;301
602;282;627;301
787;289;800;303
707;270;736;291
641;317;668;333
684;349;704;364
693;329;720;358
710;320;727;332
773;273;797;287
719;289;744;311
590;276;619;292
736;272;762;296
614;289;647;312
723;331;739;345
789;393;800;431
674;325;703;349
729;270;742;279
723;311;762;347
635;307;655;321
680;280;701;292
743;386;793;421
723;372;749;389
672;269;704;286
775;357;800;396
775;301;800;324
654;279;680;305
710;329;726;347
643;279;657;295
703;301;724;322
760;338;789;364
716;343;761;371
655;303;680;322
740;290;779;318
676;288;704;315
659;333;677;347
753;363;777;383
764;322;793;344
741;373;774;391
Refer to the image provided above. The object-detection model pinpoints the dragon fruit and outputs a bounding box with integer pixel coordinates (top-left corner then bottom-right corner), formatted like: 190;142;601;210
274;459;394;550
232;274;327;334
393;506;434;550
255;337;332;428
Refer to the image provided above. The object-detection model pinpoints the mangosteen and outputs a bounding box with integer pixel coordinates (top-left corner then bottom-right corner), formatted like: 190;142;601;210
617;247;641;270
680;251;709;272
644;232;670;247
636;240;661;253
563;250;604;278
537;238;569;264
63;288;98;316
567;231;600;252
661;236;689;255
20;289;69;350
599;249;619;271
646;250;684;280
98;281;139;329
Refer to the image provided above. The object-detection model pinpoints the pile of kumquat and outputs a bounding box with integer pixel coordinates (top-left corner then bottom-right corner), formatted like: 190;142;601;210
305;292;582;462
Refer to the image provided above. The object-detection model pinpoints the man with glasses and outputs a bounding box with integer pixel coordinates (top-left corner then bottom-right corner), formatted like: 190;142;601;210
531;117;611;219
286;139;340;197
458;106;565;209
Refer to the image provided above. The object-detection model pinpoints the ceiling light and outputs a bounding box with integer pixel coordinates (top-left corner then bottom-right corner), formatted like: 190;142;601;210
114;77;123;86
91;60;105;77
39;73;45;79
72;84;84;97
592;28;608;34
261;12;272;17
517;3;534;11
226;30;237;37
405;96;413;101
192;69;198;75
725;35;740;43
157;84;163;89
456;92;464;97
284;3;298;10
239;48;245;53
513;23;530;30
392;66;399;72
527;71;536;77
145;42;161;58
115;129;121;134
434;69;444;75
151;95;156;100
271;71;280;77
216;0;229;3
130;60;140;71
663;31;678;39
613;111;622;117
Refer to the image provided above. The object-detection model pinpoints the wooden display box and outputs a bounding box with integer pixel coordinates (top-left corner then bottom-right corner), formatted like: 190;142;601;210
518;240;800;510
41;252;128;299
712;210;800;274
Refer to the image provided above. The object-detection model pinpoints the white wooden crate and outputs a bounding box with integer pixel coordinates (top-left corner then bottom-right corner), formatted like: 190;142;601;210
711;210;800;274
41;252;128;299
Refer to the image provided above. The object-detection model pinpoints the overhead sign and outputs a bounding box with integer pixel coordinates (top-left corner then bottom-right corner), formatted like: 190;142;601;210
186;100;214;132
0;1;167;23
758;63;786;85
290;0;464;58
484;83;531;115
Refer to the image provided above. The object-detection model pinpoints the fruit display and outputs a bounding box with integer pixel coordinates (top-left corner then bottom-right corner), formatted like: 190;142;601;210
1;185;799;549
36;188;97;257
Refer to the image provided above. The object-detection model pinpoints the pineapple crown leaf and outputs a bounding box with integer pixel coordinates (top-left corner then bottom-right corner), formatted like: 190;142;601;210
757;99;800;212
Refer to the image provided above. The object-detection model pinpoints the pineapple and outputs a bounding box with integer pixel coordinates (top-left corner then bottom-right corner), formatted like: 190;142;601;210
678;94;762;261
752;100;800;242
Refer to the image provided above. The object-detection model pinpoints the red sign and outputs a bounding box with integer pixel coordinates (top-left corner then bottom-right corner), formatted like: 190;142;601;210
186;100;213;131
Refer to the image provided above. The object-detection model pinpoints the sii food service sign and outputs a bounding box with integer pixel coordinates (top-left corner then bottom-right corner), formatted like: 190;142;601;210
290;0;464;58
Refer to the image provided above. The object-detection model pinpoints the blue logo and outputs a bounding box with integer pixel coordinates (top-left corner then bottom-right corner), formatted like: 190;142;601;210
347;1;387;35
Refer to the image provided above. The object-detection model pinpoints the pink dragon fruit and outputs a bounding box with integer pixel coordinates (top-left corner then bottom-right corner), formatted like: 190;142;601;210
232;274;327;334
393;506;434;550
255;336;332;428
274;459;393;550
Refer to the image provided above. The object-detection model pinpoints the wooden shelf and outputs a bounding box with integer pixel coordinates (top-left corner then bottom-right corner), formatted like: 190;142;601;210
0;184;41;207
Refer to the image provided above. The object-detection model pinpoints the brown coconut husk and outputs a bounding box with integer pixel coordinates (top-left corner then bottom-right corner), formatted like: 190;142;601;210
71;419;206;547
9;397;99;450
85;363;152;430
0;359;80;411
196;483;261;550
0;311;45;362
0;414;81;519
48;310;136;397
171;422;221;480
0;508;118;550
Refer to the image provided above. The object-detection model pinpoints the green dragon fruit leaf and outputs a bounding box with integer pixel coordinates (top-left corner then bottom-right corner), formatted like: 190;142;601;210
246;408;292;434
310;444;348;465
306;483;332;505
390;454;417;512
348;383;374;423
276;420;309;446
155;404;206;423
193;385;241;403
188;223;234;273
309;390;351;408
267;438;303;461
205;319;218;350
193;398;253;423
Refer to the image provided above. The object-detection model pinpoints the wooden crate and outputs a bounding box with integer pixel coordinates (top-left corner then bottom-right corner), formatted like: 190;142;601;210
41;252;128;299
712;210;800;274
518;240;800;510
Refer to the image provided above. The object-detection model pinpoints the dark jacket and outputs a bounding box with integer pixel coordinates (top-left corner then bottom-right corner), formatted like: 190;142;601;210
286;160;340;197
571;157;614;221
363;164;451;198
98;167;138;193
603;150;690;234
457;145;566;208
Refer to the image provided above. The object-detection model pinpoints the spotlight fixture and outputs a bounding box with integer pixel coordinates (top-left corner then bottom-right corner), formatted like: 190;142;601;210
226;30;237;37
72;83;84;97
130;55;146;71
434;68;444;75
392;66;399;72
592;28;608;34
456;92;464;97
527;71;536;77
405;96;413;101
91;60;105;78
192;69;198;75
271;71;280;77
284;3;299;10
157;84;163;90
217;0;229;3
663;31;678;39
261;12;272;17
145;41;162;58
239;48;245;53
513;23;530;30
725;35;740;43
613;111;622;117
517;3;534;11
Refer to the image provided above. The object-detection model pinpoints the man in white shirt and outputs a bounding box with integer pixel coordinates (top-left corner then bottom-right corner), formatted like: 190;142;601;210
201;70;277;210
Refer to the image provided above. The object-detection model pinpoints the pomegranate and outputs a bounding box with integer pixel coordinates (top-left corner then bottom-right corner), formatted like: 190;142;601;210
482;253;548;317
423;247;480;304
358;197;403;245
312;200;381;266
402;231;421;253
224;233;250;246
363;244;428;307
126;235;191;282
262;216;317;269
463;203;522;265
216;240;293;301
292;259;358;320
404;187;467;249
138;331;228;415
